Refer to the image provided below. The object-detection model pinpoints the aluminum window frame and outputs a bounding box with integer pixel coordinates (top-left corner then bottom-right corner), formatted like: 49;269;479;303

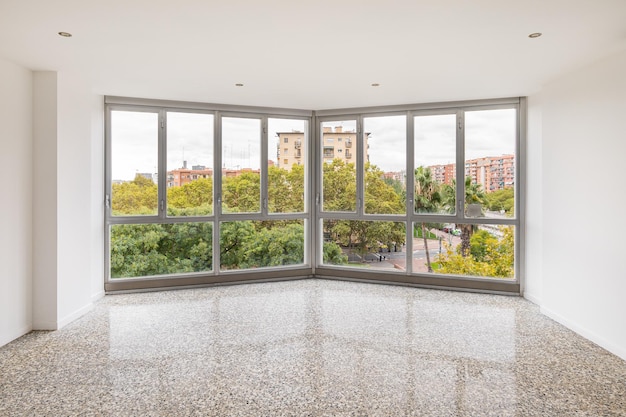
105;98;314;291
104;96;524;294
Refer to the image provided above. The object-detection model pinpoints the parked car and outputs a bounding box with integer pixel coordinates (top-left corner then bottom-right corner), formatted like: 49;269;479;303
442;225;461;236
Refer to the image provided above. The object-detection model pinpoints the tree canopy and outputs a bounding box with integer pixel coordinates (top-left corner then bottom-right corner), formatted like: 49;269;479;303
110;162;513;279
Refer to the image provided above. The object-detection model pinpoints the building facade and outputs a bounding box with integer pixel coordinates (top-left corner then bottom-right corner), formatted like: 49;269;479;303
428;154;514;192
276;126;370;170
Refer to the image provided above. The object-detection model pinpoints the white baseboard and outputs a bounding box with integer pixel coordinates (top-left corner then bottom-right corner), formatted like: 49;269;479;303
32;320;59;330
0;324;33;348
91;290;105;302
540;305;626;361
523;292;541;305
32;302;95;331
57;302;94;329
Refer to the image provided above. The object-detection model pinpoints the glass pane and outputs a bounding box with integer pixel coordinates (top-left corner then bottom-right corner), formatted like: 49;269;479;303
220;220;304;271
414;114;457;215
364;115;406;215
321;120;357;212
322;219;406;270
166;112;214;217
268;118;307;213
110;222;213;278
110;111;159;216
465;109;516;219
412;222;514;279
222;117;261;213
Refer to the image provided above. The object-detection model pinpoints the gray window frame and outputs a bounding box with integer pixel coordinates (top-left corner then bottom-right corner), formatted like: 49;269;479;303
104;96;525;294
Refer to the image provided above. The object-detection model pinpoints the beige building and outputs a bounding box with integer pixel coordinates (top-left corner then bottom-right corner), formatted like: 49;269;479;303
276;131;305;169
276;126;370;170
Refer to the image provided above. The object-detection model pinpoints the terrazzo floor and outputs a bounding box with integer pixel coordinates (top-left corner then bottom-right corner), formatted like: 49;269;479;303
1;279;625;416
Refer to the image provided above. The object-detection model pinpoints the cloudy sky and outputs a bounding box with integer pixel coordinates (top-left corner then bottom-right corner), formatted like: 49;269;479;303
111;108;516;181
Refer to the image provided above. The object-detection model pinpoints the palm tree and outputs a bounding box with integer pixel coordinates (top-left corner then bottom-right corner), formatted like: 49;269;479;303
461;177;486;256
414;167;441;272
439;177;486;257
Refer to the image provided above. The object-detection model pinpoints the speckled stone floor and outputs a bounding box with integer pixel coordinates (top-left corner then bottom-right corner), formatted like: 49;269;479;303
1;279;625;416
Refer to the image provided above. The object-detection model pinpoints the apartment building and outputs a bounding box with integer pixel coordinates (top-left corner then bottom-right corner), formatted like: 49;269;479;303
429;154;515;192
276;126;370;170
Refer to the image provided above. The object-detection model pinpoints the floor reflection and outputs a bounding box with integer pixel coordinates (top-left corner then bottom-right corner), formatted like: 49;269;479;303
1;279;624;416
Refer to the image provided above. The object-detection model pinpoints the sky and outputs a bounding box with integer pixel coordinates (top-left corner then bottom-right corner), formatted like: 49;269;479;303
111;108;516;181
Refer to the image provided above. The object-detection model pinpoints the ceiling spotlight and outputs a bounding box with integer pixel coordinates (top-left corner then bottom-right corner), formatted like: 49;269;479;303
528;32;542;38
371;83;380;87
235;83;244;87
58;32;72;37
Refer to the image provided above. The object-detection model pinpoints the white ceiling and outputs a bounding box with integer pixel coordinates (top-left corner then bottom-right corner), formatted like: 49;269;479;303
1;0;625;110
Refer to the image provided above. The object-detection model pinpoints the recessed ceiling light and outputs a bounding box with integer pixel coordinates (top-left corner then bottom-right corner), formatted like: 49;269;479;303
528;32;542;38
58;32;72;37
235;83;244;87
371;83;380;87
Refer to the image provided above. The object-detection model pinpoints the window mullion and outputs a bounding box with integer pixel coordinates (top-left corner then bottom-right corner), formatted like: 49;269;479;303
356;116;365;216
406;112;415;275
456;110;465;222
261;116;269;216
214;112;223;274
158;109;167;219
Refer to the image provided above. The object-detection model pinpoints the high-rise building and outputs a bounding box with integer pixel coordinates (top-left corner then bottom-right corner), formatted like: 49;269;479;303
428;154;515;192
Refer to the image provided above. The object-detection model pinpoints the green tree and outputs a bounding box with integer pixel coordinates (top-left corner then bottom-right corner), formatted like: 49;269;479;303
323;159;356;211
460;177;487;257
323;161;405;263
323;241;348;264
438;177;487;257
111;174;158;215
365;162;404;214
110;223;213;278
268;164;304;213
484;187;514;214
219;221;256;269
167;177;213;216
414;166;441;272
240;222;305;268
222;172;261;213
436;226;514;278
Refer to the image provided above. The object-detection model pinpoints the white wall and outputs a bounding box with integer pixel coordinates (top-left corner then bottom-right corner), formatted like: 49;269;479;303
528;48;626;360
524;94;543;304
0;59;33;346
55;73;99;326
32;71;58;329
31;71;103;331
90;93;105;302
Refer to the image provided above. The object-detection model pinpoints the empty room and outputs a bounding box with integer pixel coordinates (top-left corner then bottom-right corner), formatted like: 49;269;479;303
1;0;625;415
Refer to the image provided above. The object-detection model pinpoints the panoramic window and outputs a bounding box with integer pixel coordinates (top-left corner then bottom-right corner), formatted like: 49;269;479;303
105;97;522;293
